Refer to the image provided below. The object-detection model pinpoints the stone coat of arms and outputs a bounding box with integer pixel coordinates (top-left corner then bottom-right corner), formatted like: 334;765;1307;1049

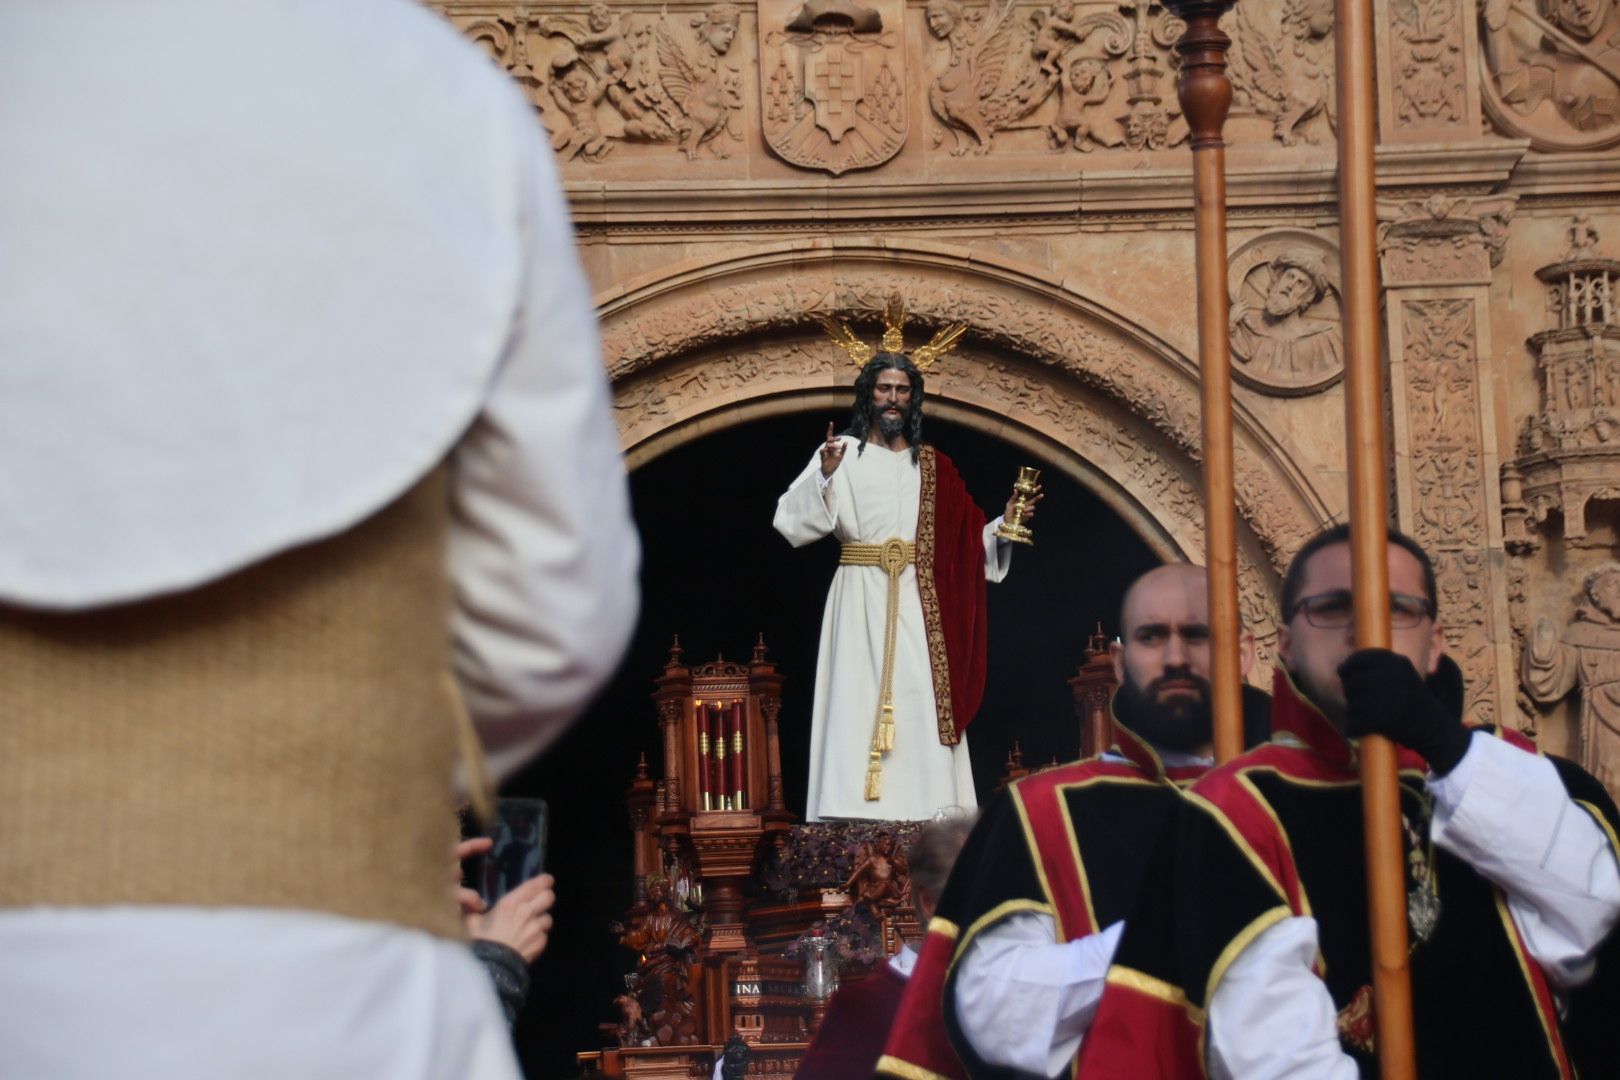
759;0;908;175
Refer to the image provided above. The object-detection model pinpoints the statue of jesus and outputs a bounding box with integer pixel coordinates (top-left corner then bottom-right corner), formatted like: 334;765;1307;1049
774;310;1035;821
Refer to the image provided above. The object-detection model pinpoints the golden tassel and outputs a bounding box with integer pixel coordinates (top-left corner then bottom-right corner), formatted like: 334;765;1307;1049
864;749;883;801
878;704;896;751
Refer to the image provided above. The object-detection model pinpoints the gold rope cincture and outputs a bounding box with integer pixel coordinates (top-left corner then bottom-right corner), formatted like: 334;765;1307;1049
840;537;915;800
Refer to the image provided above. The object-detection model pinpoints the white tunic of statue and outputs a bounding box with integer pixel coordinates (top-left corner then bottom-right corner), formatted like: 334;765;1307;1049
774;436;1010;821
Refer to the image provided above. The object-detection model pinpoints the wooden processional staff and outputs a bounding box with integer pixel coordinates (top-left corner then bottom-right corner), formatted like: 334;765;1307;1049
1166;1;1417;1074
1335;0;1418;1074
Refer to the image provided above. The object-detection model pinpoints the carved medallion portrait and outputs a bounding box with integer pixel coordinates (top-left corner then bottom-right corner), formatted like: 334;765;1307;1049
1227;231;1344;396
759;0;907;174
1481;0;1620;151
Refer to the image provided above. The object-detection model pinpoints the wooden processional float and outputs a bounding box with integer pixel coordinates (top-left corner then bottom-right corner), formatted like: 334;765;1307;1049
1165;1;1417;1076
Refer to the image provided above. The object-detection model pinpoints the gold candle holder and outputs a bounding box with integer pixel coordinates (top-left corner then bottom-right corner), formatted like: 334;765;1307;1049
995;466;1040;545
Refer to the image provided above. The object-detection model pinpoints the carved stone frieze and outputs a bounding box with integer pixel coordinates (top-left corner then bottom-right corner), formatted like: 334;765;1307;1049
1389;0;1467;127
1378;193;1517;286
920;0;1133;155
433;2;744;163
1227;230;1344;395
1397;298;1501;727
1227;0;1336;145
759;0;908;173
1481;0;1620;152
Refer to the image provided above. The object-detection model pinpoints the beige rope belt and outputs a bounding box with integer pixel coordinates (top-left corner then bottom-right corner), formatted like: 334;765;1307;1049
839;538;915;800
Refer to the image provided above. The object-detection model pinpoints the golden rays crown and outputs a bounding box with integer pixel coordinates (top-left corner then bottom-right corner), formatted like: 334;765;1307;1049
815;294;969;372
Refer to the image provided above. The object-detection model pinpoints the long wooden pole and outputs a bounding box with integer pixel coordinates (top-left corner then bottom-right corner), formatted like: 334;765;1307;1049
1168;0;1243;765
1334;0;1417;1075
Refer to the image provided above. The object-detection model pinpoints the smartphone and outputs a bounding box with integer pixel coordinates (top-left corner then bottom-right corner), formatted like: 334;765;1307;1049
479;797;549;906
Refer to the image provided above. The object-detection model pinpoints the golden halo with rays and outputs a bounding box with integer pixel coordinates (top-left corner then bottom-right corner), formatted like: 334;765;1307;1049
816;293;969;373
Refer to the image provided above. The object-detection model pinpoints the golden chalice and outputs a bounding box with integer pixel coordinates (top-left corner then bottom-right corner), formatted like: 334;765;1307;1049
995;466;1041;546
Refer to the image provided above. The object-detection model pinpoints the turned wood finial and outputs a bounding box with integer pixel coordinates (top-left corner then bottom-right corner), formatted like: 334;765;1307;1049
1165;1;1236;150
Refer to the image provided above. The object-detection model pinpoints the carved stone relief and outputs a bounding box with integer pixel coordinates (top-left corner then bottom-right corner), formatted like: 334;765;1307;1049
1522;563;1620;788
434;3;744;163
1481;0;1620;151
1227;230;1344;396
1390;0;1468;127
1504;216;1620;562
920;0;1132;154
1378;194;1517;287
1227;0;1337;145
760;0;907;173
1398;297;1501;727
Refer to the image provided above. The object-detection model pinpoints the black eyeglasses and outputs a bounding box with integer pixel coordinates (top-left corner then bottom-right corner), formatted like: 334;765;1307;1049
1289;590;1434;629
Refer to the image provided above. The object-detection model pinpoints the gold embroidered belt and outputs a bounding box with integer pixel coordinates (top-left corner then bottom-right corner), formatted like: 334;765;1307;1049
839;539;915;801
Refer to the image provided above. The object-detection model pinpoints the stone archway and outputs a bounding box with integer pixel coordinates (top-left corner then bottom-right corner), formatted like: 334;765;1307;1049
598;238;1333;663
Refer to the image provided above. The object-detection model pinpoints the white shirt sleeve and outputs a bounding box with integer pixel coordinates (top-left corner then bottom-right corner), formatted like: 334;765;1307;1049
447;108;639;785
1427;731;1620;988
982;517;1013;583
1206;916;1359;1080
773;448;840;546
952;912;1121;1077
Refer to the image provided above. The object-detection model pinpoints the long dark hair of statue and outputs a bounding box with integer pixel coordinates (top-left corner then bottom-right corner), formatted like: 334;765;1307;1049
845;352;925;463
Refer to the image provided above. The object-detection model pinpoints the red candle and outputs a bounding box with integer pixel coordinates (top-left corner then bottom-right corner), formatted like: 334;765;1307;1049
695;700;710;810
709;703;724;809
730;700;746;810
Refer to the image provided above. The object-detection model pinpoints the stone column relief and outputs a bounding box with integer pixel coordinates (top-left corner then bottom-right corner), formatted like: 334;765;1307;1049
1479;0;1620;151
1381;194;1519;729
1376;0;1481;143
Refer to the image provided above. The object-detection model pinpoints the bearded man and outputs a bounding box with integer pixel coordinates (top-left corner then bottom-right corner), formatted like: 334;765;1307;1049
877;564;1269;1078
775;346;1033;821
1081;525;1620;1077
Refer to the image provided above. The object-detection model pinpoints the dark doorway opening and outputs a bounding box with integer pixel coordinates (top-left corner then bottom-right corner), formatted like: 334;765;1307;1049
504;409;1160;1078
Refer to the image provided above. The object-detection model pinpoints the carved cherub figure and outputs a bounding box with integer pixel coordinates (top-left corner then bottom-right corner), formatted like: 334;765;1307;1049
1047;57;1116;151
844;833;909;908
1030;0;1083;78
1569;211;1602;259
548;58;613;161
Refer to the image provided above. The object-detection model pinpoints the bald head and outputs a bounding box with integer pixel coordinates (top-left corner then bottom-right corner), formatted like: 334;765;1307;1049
1109;563;1254;755
1119;564;1210;635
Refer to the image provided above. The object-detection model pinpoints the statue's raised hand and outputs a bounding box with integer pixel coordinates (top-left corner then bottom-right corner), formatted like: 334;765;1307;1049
820;421;846;477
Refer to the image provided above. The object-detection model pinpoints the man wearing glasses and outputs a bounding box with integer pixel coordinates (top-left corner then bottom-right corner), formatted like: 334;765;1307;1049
1080;524;1620;1077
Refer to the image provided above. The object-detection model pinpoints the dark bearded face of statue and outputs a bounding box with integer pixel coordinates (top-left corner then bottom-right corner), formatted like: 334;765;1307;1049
875;399;912;438
1115;664;1214;755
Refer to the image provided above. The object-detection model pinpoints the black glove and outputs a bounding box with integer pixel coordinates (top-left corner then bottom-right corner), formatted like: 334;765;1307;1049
1337;648;1472;775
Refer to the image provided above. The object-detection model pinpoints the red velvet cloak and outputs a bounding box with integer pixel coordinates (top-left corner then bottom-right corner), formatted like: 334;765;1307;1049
917;447;988;746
